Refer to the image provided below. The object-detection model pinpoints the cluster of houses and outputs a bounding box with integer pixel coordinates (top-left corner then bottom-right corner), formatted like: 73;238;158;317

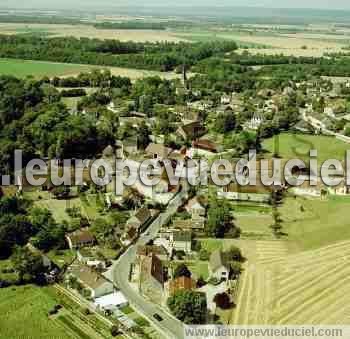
123;195;235;313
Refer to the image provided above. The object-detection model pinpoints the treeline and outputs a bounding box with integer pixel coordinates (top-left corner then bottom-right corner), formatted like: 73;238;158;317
94;20;195;30
229;52;320;66
51;70;132;89
0;35;237;71
0;15;83;25
94;21;167;30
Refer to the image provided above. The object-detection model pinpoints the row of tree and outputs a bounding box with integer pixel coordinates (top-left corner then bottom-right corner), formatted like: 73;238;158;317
0;35;238;71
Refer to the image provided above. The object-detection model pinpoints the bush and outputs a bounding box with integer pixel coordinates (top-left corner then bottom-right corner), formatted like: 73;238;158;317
199;249;210;261
110;325;119;336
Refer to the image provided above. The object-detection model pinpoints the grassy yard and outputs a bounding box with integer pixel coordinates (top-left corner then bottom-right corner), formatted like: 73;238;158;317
279;195;350;251
47;249;76;268
119;305;134;315
263;132;350;164
0;285;69;339
34;197;87;223
187;261;209;280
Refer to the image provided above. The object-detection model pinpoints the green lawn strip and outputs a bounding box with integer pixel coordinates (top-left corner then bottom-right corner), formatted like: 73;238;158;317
120;305;134;315
134;317;150;327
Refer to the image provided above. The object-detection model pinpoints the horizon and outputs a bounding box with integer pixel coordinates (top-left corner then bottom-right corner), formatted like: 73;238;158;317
1;1;350;12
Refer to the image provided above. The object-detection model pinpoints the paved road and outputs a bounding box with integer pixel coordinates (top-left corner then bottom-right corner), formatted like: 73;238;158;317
111;190;188;339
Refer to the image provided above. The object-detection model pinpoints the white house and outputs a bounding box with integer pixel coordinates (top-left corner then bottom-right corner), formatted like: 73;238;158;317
185;196;206;219
94;291;128;310
209;250;230;281
68;264;114;299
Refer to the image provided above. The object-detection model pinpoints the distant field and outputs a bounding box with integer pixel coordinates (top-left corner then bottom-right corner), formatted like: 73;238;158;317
0;58;180;80
263;132;350;164
0;58;92;78
0;23;185;42
177;29;346;56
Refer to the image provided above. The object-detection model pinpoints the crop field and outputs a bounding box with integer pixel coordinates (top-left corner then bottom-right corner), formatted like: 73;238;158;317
231;239;350;325
177;28;347;56
0;23;185;42
0;58;93;78
0;285;69;339
0;58;180;80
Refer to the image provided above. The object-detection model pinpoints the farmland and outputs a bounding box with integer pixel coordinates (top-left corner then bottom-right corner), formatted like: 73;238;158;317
231;239;350;325
263;132;350;164
177;29;347;57
0;285;70;339
280;196;350;251
0;58;181;80
0;23;185;42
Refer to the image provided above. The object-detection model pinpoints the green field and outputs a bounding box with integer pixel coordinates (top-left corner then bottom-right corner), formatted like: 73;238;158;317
280;195;350;251
0;58;180;80
0;285;69;339
263;132;350;164
0;58;94;78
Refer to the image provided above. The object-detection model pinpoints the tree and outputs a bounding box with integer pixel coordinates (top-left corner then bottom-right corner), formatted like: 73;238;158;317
167;290;207;324
30;207;66;252
344;123;350;137
213;292;232;310
173;263;192;279
137;122;151;150
205;197;237;238
270;209;283;237
230;262;242;279
199;249;210;261
214;110;236;133
228;131;261;156
11;246;46;284
110;325;119;337
225;246;243;262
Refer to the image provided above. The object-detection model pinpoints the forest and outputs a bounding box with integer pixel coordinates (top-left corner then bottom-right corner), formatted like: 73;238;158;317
0;35;238;71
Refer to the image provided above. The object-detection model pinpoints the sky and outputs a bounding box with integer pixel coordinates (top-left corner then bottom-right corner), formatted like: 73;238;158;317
1;0;350;11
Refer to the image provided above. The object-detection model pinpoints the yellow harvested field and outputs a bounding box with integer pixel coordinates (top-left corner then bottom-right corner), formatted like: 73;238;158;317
281;32;350;40
0;23;185;42
233;33;346;57
231;240;350;325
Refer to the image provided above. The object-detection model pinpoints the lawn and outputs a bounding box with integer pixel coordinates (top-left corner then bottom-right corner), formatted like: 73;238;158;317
47;249;76;268
263;132;350;164
280;195;350;251
34;197;86;223
187;261;209;280
0;285;69;339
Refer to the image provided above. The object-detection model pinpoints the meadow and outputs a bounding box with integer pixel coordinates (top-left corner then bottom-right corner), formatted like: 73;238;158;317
0;58;93;79
0;285;70;339
0;58;180;80
280;195;350;251
263;132;350;164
